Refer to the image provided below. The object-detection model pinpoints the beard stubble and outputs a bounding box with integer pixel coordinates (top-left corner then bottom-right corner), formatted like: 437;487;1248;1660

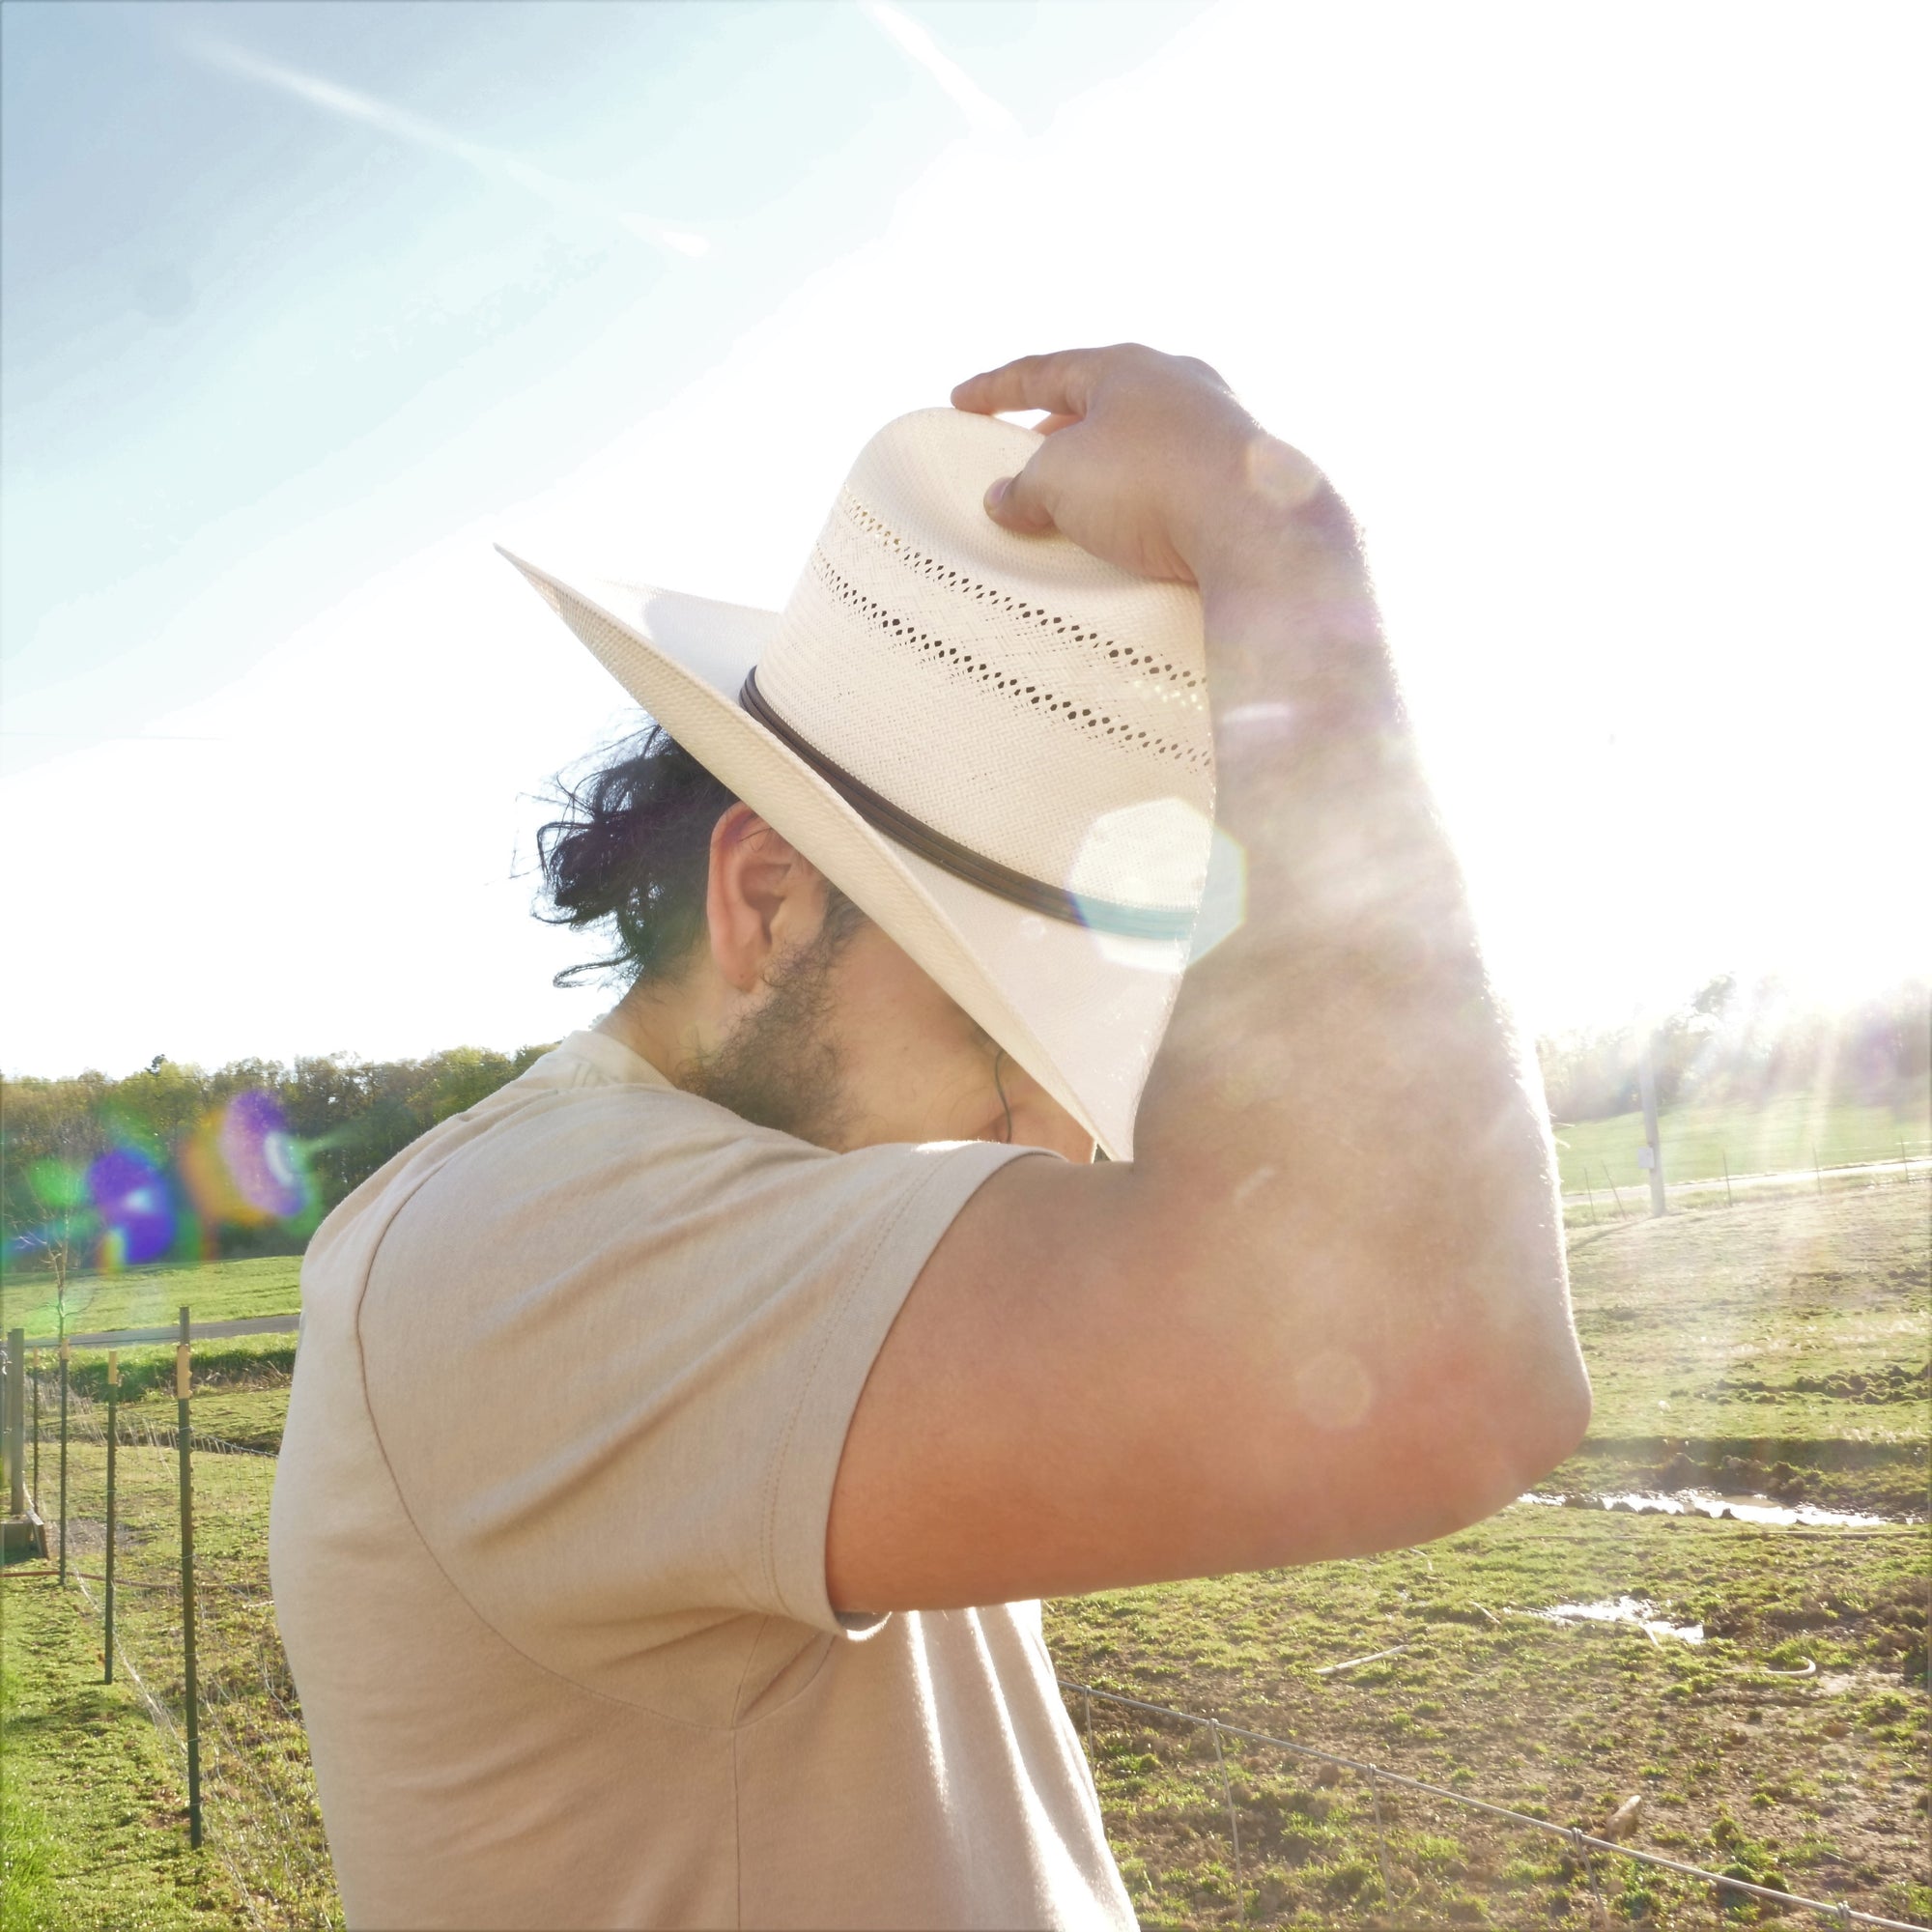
675;903;864;1148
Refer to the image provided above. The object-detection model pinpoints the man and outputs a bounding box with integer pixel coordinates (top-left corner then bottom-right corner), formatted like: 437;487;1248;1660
271;345;1589;1929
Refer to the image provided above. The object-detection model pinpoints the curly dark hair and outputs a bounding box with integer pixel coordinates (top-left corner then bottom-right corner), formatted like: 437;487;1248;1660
535;724;862;990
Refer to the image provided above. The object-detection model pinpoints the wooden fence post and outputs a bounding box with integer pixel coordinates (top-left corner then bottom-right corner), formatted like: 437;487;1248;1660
104;1351;119;1684
177;1307;203;1848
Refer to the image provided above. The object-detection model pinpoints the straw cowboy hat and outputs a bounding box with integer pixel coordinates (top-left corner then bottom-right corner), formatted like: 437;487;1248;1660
499;407;1216;1159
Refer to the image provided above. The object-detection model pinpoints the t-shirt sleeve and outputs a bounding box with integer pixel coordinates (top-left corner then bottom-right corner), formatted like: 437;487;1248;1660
359;1094;1037;1693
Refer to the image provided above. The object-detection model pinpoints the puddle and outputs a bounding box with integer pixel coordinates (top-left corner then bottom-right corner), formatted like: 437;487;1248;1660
1519;1595;1705;1643
1516;1490;1894;1529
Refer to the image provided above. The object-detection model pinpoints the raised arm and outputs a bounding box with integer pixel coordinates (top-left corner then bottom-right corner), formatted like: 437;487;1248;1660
827;345;1588;1612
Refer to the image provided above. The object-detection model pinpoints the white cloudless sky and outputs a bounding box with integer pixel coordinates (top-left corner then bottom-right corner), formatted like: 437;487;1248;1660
4;0;1926;1078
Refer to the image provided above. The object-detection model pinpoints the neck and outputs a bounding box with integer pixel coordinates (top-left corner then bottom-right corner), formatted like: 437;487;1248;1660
597;975;709;1086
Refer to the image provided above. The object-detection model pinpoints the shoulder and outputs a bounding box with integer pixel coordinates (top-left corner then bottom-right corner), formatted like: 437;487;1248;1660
363;1076;1024;1340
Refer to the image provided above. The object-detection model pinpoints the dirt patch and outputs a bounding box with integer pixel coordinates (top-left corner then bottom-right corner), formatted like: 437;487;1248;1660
1710;1361;1931;1406
1703;1573;1930;1683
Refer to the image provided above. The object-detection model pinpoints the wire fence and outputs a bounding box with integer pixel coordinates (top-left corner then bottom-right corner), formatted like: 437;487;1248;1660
12;1327;340;1928
1548;1096;1931;1192
1057;1677;1923;1931
1561;1142;1930;1222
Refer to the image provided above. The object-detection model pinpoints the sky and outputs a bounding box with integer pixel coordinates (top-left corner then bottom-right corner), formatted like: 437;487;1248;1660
3;0;1926;1080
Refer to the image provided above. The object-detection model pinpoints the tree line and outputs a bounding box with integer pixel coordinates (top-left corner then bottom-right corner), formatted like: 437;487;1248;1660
3;977;1924;1274
1;1043;553;1275
1533;977;1928;1125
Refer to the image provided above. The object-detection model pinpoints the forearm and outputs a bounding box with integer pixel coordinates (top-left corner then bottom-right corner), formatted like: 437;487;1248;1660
948;343;1577;1427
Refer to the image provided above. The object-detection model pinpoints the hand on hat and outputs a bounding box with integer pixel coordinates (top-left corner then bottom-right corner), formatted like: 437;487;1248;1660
952;344;1327;589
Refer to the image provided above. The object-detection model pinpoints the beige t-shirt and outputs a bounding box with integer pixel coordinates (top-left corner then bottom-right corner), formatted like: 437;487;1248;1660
270;1030;1135;1931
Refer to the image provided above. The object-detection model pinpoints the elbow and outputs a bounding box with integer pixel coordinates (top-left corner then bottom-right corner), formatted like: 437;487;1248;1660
1399;1338;1592;1544
1503;1354;1592;1489
1462;1346;1593;1521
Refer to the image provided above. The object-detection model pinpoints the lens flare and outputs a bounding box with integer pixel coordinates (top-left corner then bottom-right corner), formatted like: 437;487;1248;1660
18;1087;319;1273
219;1090;309;1220
180;1089;315;1231
85;1145;175;1268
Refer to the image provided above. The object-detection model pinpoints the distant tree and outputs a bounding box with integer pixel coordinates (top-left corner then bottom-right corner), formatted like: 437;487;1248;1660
0;1084;102;1321
1537;974;1930;1122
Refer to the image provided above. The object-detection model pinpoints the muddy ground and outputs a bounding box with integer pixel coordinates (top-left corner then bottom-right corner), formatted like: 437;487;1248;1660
1042;1182;1930;1928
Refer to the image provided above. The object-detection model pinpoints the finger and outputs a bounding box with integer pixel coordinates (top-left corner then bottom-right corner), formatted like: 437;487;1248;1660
983;445;1060;534
1036;412;1081;437
952;351;1095;419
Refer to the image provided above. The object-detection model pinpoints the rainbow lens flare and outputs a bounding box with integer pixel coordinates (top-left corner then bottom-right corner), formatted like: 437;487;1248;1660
7;1088;322;1271
179;1090;316;1233
219;1091;307;1220
85;1145;175;1268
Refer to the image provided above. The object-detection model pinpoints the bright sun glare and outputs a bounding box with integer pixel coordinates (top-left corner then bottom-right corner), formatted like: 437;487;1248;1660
1;0;1924;1075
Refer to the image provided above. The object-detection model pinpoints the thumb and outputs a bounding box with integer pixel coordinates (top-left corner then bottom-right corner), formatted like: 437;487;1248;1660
983;457;1058;535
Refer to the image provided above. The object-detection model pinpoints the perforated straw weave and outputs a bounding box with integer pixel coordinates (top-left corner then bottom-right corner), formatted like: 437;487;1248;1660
500;408;1217;1158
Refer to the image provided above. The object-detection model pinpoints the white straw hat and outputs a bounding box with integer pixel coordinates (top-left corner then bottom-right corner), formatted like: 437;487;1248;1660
500;407;1214;1158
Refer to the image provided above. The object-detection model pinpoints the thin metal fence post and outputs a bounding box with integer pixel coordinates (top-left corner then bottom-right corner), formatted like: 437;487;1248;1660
103;1351;119;1684
58;1339;69;1583
1721;1149;1733;1208
1813;1146;1823;1193
1580;1168;1598;1225
178;1306;203;1848
31;1358;40;1502
1604;1164;1629;1221
1083;1687;1094;1759
1209;1719;1246;1927
5;1326;22;1520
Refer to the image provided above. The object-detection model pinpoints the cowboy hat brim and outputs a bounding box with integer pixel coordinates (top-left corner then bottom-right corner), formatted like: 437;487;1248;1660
499;547;1192;1159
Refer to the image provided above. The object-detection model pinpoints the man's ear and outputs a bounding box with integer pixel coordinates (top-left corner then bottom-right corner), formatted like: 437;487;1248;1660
704;804;826;991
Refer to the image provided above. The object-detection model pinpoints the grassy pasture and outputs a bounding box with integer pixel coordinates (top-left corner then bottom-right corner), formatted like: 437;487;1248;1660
1551;1187;1929;1517
1041;1181;1930;1927
9;1416;335;1928
0;1255;302;1341
1048;1513;1925;1928
0;1575;252;1932
42;1348;295;1454
1555;1094;1929;1194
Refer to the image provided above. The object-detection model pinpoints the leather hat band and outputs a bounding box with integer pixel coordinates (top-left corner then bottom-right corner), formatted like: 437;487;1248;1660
738;667;1196;943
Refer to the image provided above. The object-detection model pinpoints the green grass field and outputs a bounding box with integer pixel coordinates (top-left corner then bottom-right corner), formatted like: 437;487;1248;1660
6;1408;334;1928
1549;1187;1930;1517
0;1577;251;1932
6;1166;1926;1929
1554;1093;1929;1193
0;1255;302;1342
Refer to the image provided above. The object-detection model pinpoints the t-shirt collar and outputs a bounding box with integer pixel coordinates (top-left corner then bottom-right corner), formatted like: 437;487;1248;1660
538;1027;676;1092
